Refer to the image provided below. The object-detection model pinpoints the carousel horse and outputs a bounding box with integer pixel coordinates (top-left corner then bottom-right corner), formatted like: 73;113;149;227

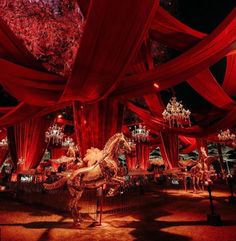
43;133;131;226
190;149;216;193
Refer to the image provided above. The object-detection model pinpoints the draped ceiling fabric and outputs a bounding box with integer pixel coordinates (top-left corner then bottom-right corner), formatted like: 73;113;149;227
0;1;235;170
73;98;124;157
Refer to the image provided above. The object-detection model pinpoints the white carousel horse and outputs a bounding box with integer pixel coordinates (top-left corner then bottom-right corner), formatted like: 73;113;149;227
43;133;131;226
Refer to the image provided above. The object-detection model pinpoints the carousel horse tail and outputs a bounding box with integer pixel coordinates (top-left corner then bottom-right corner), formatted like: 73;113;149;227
43;176;68;190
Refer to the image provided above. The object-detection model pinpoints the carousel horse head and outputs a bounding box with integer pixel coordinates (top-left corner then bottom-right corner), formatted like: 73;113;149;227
103;133;132;158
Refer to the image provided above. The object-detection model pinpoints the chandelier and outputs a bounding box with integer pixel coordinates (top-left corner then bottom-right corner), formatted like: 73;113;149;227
62;137;75;147
162;97;191;128
132;124;150;142
218;129;235;142
45;124;64;145
0;137;8;147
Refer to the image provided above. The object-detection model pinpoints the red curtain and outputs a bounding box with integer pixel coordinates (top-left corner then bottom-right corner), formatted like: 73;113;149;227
0;128;8;167
73;98;124;156
136;143;150;170
160;132;179;169
126;152;137;171
8;117;51;171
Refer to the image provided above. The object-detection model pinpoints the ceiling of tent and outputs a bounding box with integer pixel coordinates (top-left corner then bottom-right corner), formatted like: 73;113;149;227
0;0;236;139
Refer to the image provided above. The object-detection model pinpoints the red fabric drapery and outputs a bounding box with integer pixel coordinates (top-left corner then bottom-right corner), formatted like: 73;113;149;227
187;69;235;110
73;98;124;157
179;135;197;154
0;5;234;128
0;2;235;173
0;59;66;106
136;143;150;170
8;117;51;171
113;8;236;98
126;152;136;171
0;17;44;69
0;0;158;106
223;54;236;96
160;132;179;169
0;128;8;167
61;0;158;102
150;7;206;51
127;101;236;138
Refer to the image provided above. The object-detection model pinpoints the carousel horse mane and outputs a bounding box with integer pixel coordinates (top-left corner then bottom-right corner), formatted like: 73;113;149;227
83;147;103;167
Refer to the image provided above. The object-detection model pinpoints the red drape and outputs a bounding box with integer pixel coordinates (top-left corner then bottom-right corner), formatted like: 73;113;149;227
0;59;66;106
0;17;44;69
9;117;51;171
126;152;136;171
127;101;236;138
136;143;150;170
61;0;158;102
160;132;179;169
73;98;124;156
0;128;8;167
223;54;236;96
187;69;235;110
179;136;197;154
150;7;206;51
113;8;236;97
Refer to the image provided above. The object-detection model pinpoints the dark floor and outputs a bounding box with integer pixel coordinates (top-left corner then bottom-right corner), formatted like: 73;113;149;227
0;185;236;241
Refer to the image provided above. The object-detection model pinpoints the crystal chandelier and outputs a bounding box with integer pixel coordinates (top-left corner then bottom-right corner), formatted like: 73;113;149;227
62;137;75;147
132;124;150;142
162;97;191;128
218;129;235;142
0;137;8;147
45;124;64;145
